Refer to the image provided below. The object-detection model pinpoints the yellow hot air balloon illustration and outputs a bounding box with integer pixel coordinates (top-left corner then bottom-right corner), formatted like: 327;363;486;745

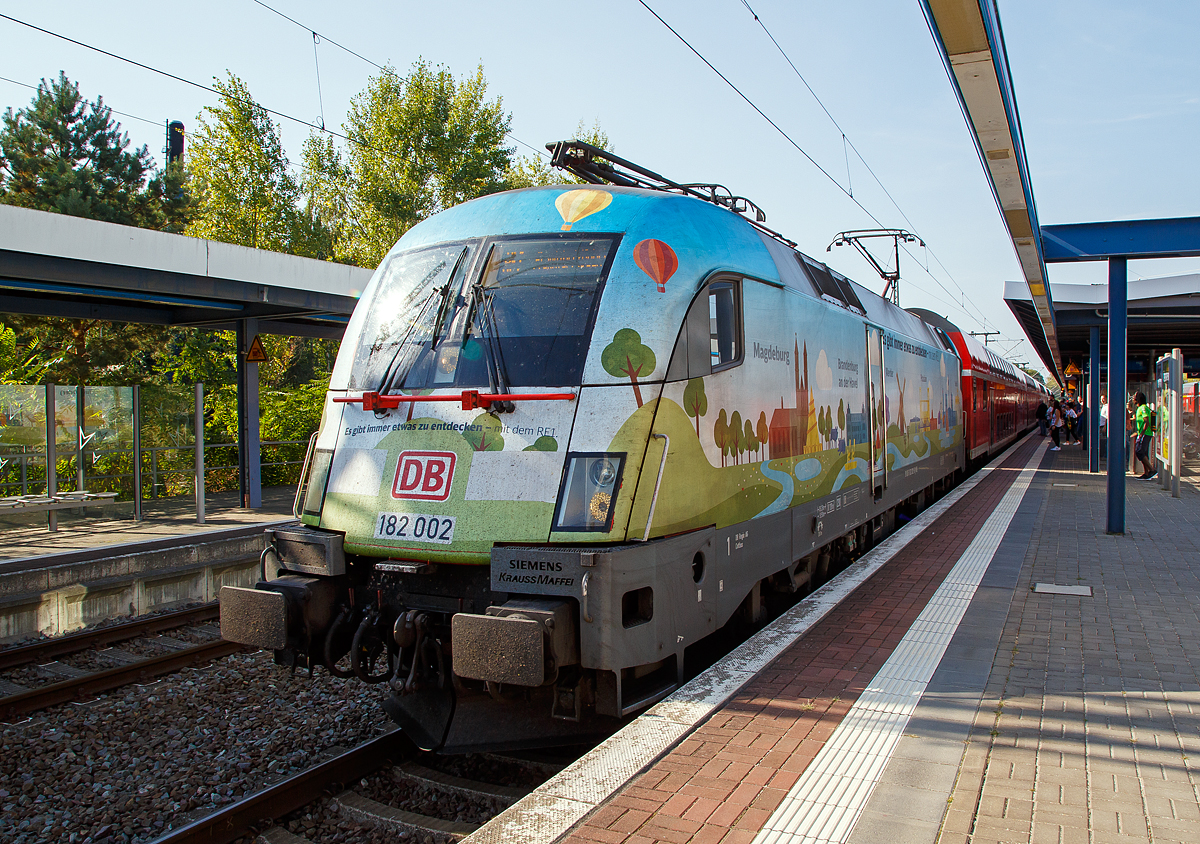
555;189;612;230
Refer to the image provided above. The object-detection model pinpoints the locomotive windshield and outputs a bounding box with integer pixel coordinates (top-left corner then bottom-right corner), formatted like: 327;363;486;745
356;235;616;392
348;242;475;391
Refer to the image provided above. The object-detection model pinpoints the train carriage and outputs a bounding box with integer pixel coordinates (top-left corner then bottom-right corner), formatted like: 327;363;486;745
221;144;1034;752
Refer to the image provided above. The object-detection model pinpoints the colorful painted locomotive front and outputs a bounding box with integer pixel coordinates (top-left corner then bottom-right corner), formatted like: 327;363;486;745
301;186;792;561
222;183;968;752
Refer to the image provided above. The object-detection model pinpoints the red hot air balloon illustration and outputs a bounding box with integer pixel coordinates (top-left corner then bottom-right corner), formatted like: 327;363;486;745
633;239;678;294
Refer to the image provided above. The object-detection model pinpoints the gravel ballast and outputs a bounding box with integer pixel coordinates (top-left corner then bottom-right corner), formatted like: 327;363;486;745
0;650;390;844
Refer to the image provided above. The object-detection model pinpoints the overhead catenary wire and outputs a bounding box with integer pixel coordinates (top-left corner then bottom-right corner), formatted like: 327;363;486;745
2;7;1006;335
0;73;163;128
732;0;997;333
311;32;325;130
635;0;994;333
246;0;550;160
0;10;546;166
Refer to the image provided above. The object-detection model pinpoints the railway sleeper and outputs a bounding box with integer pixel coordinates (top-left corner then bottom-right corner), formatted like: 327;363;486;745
394;760;531;806
331;790;479;840
256;828;313;844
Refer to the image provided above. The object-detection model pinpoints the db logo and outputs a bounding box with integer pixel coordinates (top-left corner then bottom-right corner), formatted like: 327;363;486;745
391;451;456;502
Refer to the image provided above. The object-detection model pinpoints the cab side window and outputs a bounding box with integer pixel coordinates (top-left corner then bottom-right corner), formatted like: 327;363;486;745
708;281;739;369
667;277;742;380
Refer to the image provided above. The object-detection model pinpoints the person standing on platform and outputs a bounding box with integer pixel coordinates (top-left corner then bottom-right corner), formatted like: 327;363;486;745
1099;394;1108;456
1049;400;1064;451
1036;399;1048;436
1065;402;1080;445
1133;391;1157;479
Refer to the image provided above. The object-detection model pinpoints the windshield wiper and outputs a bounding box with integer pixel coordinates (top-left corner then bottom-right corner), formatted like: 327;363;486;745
469;283;515;413
376;247;468;396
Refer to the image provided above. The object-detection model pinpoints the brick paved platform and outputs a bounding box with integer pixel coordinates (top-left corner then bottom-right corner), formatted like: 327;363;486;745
471;434;1200;844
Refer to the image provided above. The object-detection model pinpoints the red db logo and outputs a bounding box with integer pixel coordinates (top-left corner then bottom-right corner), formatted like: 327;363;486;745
391;451;457;502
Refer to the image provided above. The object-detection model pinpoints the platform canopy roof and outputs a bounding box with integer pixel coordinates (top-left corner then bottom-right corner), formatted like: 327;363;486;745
1004;274;1200;377
920;0;1059;377
0;204;373;338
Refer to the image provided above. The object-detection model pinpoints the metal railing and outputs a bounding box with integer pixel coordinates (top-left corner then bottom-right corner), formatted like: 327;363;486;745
0;383;318;530
0;441;311;498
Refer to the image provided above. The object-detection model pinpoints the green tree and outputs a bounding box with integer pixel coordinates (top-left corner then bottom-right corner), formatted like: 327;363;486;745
744;418;757;461
601;329;656;407
523;435;558;452
682;377;707;438
463;412;504;451
186;73;328;257
303;60;513;268
837;399;845;437
0;72;173;227
756;411;769;459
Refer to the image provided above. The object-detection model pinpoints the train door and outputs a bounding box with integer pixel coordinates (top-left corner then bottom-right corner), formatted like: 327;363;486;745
866;326;886;496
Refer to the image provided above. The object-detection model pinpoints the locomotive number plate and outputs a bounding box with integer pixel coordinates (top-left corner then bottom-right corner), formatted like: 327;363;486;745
374;512;456;544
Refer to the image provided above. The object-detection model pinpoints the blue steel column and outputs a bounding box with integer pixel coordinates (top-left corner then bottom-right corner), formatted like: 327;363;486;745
1089;324;1100;473
1106;257;1127;534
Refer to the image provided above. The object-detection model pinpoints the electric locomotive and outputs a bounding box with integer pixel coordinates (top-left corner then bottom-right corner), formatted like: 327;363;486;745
222;143;1022;752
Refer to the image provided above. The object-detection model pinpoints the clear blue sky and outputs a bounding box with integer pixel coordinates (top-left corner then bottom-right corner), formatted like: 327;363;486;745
3;0;1198;378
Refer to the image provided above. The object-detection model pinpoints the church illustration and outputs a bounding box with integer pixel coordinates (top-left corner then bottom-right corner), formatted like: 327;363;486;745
767;339;822;460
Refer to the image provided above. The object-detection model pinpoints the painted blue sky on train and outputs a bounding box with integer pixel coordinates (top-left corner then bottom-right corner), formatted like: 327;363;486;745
3;0;1199;379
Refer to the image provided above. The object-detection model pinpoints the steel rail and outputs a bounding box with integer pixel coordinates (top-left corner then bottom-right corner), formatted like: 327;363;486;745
0;638;244;721
0;603;221;671
146;729;415;844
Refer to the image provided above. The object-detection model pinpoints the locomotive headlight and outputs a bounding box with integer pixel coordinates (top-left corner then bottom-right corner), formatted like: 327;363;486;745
589;457;617;487
553;453;626;531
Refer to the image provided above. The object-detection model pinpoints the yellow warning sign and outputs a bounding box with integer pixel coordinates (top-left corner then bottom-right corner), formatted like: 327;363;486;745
1064;361;1081;377
246;335;268;363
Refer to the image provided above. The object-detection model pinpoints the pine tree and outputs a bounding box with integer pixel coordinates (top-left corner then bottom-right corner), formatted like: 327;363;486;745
0;73;193;384
0;72;167;227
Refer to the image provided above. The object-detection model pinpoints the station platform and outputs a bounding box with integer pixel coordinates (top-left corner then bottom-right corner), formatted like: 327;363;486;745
474;434;1200;844
0;486;295;564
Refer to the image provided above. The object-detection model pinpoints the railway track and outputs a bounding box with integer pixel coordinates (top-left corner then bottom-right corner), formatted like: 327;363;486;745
0;602;243;721
147;730;565;844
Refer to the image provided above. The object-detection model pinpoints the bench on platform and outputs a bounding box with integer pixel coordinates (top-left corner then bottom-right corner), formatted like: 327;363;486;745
0;491;120;515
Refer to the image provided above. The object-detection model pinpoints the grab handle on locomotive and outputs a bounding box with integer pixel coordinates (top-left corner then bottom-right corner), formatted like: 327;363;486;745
642;433;670;542
581;571;593;624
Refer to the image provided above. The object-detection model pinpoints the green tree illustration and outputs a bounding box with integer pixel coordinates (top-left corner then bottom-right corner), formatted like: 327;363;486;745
714;409;728;468
463;412;504;451
601;329;656;407
729;411;743;466
523;435;558;452
756;411;769;459
682;377;708;438
744;418;757;461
